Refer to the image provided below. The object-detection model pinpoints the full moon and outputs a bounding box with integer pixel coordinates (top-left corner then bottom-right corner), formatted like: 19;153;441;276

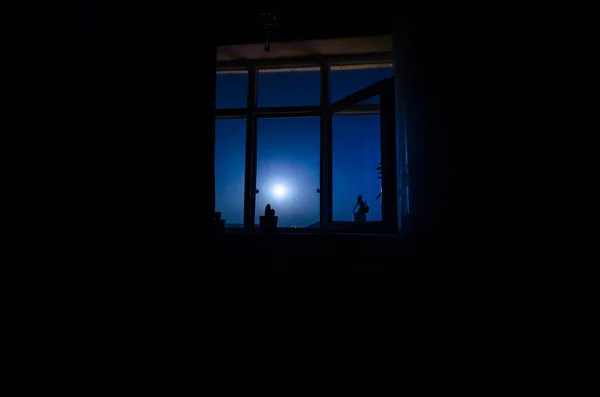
272;184;287;198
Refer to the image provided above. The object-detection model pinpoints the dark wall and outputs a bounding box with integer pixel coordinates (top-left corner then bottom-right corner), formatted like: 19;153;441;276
4;1;485;395
5;2;217;394
6;2;216;250
394;2;483;239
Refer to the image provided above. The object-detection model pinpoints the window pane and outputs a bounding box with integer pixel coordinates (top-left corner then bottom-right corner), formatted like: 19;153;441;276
215;118;246;227
216;72;248;109
256;117;320;228
330;65;392;104
332;114;382;222
258;68;320;107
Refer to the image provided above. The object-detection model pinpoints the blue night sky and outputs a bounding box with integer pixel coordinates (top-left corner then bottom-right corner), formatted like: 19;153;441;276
215;66;392;227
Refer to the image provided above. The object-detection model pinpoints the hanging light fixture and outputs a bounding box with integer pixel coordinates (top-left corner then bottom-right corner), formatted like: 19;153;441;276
260;12;277;52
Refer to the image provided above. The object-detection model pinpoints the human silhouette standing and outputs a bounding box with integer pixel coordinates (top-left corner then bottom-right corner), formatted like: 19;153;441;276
353;194;369;222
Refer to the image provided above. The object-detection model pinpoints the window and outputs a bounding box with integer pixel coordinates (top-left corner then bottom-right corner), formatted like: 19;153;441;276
257;68;320;107
255;117;321;228
215;55;399;233
332;112;382;222
215;118;246;227
330;65;393;104
216;72;248;109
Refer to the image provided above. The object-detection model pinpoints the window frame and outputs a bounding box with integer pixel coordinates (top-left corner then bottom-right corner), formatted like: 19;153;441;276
215;53;396;233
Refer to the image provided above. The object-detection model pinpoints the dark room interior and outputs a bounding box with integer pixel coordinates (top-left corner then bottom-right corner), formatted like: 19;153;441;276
4;1;488;395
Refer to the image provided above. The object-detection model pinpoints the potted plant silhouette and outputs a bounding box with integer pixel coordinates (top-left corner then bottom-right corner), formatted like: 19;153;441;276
259;204;278;232
214;211;225;234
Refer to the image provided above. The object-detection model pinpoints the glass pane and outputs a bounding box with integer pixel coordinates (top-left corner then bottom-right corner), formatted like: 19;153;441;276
332;114;382;222
257;68;320;107
256;117;320;228
330;65;392;104
215;118;246;227
216;72;248;109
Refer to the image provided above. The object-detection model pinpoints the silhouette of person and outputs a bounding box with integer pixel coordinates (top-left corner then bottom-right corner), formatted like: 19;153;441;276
353;194;368;222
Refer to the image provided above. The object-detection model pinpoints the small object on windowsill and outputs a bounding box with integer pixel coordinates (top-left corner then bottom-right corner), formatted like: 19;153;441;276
214;211;225;234
259;204;278;233
352;194;369;222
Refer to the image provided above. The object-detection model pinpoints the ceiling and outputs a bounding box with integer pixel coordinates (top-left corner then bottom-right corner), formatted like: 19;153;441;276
217;35;392;62
215;0;393;46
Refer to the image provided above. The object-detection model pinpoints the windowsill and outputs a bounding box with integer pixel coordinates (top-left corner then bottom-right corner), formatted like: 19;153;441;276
221;228;399;237
221;220;397;236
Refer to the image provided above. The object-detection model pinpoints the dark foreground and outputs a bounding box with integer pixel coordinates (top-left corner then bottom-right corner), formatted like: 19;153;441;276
6;232;478;396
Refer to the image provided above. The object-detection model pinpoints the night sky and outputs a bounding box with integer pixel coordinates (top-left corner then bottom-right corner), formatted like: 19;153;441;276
215;66;392;227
